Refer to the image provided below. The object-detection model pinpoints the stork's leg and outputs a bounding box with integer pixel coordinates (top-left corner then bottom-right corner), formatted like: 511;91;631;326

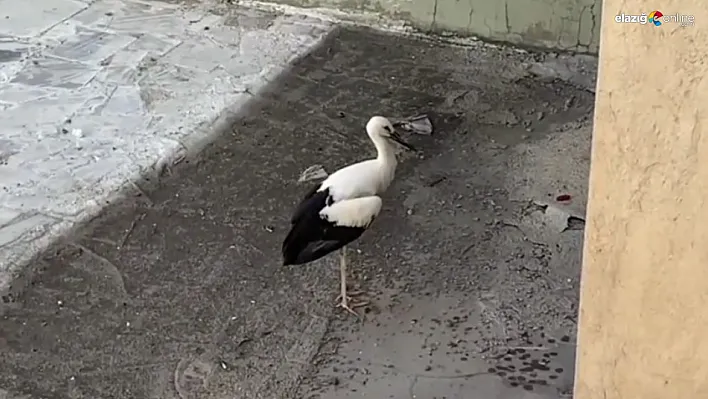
335;247;363;299
336;246;368;316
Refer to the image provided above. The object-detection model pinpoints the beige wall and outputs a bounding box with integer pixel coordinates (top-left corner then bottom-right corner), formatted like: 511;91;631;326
269;0;603;53
575;0;707;398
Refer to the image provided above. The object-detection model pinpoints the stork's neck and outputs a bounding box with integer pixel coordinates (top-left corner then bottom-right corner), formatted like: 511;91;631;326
372;135;398;169
369;135;398;193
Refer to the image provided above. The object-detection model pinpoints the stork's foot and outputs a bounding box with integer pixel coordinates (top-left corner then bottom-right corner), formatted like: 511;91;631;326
336;296;369;317
335;289;364;301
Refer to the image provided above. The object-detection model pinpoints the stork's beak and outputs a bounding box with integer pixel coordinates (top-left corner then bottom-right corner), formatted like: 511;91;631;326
388;130;416;152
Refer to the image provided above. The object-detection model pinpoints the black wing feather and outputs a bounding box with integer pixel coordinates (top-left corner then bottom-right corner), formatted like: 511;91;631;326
282;187;366;265
290;183;324;224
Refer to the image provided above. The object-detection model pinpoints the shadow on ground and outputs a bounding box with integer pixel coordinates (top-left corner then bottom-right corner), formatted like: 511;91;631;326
0;27;594;399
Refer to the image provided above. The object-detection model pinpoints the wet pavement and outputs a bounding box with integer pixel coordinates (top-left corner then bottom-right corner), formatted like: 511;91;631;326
0;27;595;399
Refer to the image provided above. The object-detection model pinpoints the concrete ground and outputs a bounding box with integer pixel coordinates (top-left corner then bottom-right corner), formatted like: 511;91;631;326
0;0;330;291
0;23;595;399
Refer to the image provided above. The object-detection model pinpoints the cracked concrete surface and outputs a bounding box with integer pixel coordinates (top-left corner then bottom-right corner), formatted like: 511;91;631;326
0;26;594;399
0;0;332;295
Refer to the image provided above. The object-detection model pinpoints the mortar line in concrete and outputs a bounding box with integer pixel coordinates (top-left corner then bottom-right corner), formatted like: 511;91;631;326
36;3;90;39
32;52;102;72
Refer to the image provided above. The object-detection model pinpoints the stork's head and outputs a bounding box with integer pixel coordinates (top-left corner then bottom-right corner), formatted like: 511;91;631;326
366;116;416;151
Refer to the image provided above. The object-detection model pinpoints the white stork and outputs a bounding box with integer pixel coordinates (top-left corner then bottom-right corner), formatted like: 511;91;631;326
282;116;416;316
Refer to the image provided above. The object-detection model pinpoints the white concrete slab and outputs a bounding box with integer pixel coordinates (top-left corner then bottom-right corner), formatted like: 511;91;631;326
0;0;333;293
0;0;87;38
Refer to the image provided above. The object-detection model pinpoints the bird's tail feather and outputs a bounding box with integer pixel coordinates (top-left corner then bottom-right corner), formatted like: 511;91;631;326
282;216;316;265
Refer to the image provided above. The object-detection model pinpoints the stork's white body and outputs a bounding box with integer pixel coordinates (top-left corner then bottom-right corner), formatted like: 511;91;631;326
320;149;397;200
320;195;383;229
316;159;392;224
311;118;400;228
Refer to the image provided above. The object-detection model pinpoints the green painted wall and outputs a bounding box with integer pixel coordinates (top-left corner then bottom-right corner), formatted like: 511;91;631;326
271;0;602;53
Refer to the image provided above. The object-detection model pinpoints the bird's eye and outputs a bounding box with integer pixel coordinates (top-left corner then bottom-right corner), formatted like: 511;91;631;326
383;125;392;133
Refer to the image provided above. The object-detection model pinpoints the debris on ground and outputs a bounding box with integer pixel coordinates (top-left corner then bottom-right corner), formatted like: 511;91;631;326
298;164;329;183
393;114;434;135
